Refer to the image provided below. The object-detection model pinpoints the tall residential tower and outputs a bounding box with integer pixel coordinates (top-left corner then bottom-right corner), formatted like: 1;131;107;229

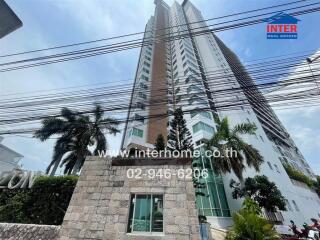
122;0;320;228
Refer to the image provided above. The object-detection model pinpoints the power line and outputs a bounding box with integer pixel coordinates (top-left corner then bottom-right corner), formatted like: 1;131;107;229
0;3;319;72
0;0;311;59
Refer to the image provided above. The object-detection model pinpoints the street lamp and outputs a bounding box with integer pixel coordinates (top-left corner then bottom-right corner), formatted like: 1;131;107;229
306;55;320;94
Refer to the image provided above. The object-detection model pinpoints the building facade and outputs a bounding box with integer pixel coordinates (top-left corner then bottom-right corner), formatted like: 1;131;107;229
122;0;320;229
0;136;23;174
0;0;22;39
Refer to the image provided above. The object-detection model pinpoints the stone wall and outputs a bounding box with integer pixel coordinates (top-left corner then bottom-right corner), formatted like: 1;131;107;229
0;223;60;240
59;156;200;240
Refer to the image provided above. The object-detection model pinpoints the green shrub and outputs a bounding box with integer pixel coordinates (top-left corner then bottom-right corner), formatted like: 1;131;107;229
283;164;313;187
0;175;78;225
226;198;280;240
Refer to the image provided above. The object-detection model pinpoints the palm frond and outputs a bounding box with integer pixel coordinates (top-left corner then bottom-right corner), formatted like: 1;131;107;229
61;107;77;122
100;117;120;135
232;123;257;135
93;130;107;155
93;103;103;123
33;117;66;141
241;142;264;172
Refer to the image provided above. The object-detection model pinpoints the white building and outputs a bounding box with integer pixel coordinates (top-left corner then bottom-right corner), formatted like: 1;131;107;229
121;0;320;229
0;136;23;174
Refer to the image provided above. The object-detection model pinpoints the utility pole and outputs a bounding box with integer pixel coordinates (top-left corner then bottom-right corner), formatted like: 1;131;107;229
306;55;320;94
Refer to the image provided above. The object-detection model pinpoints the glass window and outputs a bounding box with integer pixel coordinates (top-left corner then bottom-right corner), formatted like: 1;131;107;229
142;68;149;74
138;92;147;100
173;65;178;71
285;199;293;211
194;155;231;217
173;72;178;79
141;75;149;81
134;114;144;123
191;110;212;119
137;102;145;110
144;61;150;67
139;83;148;90
127;194;163;233
188;96;207;105
187;84;203;94
267;161;273;170
292;200;299;211
172;59;177;66
131;128;143;138
192;122;215;134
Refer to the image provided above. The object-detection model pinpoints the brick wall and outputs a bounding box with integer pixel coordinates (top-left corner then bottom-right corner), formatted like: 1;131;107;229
59;156;200;240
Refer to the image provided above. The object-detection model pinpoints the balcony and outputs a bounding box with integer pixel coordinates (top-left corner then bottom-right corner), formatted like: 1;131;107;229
261;209;284;224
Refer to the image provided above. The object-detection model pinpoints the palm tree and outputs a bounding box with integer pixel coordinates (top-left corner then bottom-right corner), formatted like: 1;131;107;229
34;104;120;175
206;117;263;181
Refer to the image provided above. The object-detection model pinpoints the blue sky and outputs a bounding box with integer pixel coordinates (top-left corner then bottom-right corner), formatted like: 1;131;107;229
0;0;319;175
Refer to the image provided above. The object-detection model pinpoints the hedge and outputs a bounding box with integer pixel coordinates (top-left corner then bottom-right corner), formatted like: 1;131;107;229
0;175;78;225
283;163;314;187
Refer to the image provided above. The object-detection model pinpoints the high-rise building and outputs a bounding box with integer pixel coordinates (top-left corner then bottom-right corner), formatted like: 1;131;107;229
0;0;22;39
121;0;320;228
0;136;23;174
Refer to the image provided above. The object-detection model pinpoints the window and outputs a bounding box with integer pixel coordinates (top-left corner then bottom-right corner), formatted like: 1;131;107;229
195;157;231;217
260;135;264;142
175;95;182;103
188;96;207;105
187;84;202;94
141;75;149;81
134;114;144;123
173;65;177;72
292;200;299;211
183;61;187;68
267;161;273;170
138;92;147;100
274;164;280;173
142;68;149;74
127;194;163;233
173;72;178;79
192;121;215;134
137;102;145;110
190;110;212;119
144;61;150;67
172;59;177;66
130;128;143;138
285;199;293;211
175;87;180;94
139;83;148;90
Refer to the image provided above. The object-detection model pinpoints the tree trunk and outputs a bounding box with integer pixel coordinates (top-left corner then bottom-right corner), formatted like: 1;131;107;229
50;160;60;176
71;158;81;175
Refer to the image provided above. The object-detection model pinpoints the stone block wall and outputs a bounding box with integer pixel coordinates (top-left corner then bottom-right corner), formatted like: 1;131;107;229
0;223;60;240
59;156;200;240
